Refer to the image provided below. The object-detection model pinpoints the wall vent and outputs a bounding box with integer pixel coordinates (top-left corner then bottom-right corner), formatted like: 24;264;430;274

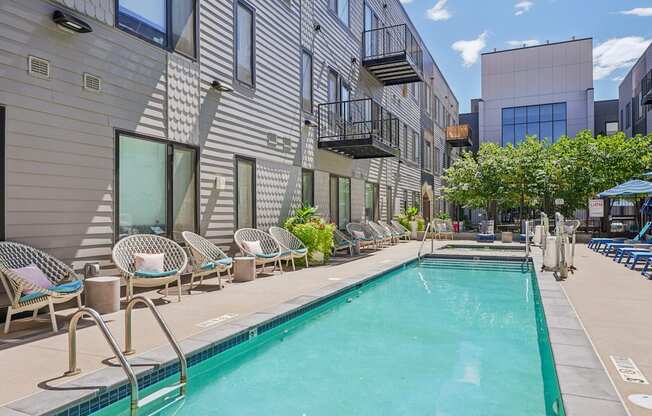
28;56;50;79
83;73;102;92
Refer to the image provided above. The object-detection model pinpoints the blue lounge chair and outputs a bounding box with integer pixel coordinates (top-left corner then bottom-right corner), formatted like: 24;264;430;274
627;250;652;270
641;257;652;278
589;221;652;252
477;220;495;242
613;246;651;263
603;241;652;256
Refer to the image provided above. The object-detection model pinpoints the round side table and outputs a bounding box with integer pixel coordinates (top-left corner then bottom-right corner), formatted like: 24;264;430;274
84;276;120;314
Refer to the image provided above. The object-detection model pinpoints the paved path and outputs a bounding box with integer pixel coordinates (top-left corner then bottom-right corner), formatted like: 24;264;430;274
561;244;652;416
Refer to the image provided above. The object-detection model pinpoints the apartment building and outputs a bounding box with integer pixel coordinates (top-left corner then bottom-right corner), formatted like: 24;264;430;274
0;0;457;272
477;38;595;145
620;42;652;137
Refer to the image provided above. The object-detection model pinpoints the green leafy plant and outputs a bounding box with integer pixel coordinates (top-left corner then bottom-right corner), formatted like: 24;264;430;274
283;203;317;230
283;205;334;264
437;212;451;220
416;217;425;231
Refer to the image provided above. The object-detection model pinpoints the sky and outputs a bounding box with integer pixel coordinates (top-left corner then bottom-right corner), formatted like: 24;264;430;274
399;0;652;113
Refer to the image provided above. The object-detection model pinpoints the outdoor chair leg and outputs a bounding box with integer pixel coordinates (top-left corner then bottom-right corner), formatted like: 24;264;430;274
291;257;296;271
188;275;195;294
48;299;58;332
4;306;11;334
305;254;309;268
643;258;652;277
177;276;182;302
32;308;39;319
164;283;169;298
227;267;232;282
76;295;82;308
278;259;284;274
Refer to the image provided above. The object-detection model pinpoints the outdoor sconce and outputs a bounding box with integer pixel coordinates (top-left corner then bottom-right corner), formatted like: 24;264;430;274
351;57;358;65
304;119;317;127
211;80;233;92
314;24;322;33
52;10;93;33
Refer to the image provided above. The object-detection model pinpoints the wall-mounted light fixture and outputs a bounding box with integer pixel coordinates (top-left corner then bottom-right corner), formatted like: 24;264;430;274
211;80;233;92
52;10;92;33
304;119;317;127
314;23;322;33
351;57;358;65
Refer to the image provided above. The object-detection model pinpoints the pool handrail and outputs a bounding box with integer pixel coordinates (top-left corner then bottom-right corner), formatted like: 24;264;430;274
417;222;432;263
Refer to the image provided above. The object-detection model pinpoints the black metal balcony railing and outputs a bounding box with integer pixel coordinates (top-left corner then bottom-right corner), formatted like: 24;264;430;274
362;24;423;85
642;70;652;105
317;98;400;159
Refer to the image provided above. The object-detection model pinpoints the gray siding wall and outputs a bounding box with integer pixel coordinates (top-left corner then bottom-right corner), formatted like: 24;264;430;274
618;42;652;137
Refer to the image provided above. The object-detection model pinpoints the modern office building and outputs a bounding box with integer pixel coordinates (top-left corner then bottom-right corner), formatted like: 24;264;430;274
0;0;458;273
619;42;652;137
594;99;619;136
476;38;594;145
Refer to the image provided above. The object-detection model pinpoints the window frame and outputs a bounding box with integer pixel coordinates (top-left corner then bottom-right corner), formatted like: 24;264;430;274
301;49;314;114
114;130;200;243
329;0;350;28
234;155;257;229
329;174;351;229
234;0;256;88
0;105;4;241
301;169;315;206
115;0;198;60
501;102;567;145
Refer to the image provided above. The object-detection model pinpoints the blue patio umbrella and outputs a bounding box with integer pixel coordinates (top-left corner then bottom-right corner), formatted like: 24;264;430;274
597;180;652;198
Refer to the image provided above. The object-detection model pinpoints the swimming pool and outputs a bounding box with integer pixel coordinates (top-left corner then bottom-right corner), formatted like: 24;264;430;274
93;258;563;416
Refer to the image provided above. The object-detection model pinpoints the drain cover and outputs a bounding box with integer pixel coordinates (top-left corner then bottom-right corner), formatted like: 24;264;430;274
629;394;652;409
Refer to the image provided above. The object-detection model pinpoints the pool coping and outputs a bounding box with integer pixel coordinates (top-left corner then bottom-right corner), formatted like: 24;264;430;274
0;252;627;416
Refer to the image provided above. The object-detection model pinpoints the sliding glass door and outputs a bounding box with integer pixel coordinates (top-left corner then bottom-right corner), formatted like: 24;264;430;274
117;132;197;241
236;157;255;229
330;175;351;229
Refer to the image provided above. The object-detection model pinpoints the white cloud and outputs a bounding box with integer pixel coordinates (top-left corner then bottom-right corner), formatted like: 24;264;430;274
514;1;534;15
506;39;540;47
400;0;414;3
427;0;452;21
620;8;652;16
612;75;625;82
593;37;651;80
452;31;488;67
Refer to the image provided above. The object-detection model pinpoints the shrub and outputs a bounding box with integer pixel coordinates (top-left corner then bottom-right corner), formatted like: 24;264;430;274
437;212;451;220
283;205;334;264
417;217;425;231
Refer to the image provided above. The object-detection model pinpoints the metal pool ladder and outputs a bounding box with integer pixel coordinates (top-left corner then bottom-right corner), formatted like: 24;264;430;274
417;222;432;263
65;295;188;415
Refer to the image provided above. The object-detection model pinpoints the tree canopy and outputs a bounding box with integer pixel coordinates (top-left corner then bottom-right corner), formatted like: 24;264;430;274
442;131;652;219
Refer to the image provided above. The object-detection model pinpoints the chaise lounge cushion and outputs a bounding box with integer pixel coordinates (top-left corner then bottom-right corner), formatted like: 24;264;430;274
134;269;178;278
11;264;52;294
200;257;233;271
134;253;165;274
49;280;83;293
352;231;366;240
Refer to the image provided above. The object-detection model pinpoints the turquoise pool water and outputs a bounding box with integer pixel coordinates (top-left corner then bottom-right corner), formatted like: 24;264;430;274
96;259;563;416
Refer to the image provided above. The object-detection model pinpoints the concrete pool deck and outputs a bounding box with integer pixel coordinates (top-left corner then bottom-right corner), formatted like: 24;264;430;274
0;239;645;416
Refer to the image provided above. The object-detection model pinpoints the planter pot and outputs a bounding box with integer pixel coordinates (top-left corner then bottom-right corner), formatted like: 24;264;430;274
310;251;324;264
410;221;418;240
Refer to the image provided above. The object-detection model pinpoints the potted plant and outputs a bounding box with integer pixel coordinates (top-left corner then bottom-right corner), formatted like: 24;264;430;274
283;204;334;265
399;206;420;239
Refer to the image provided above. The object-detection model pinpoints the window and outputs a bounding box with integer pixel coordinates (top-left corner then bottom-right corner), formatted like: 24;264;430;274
626;103;632;129
434;146;441;174
620;109;624;130
301;50;313;113
402;189;408;212
329;0;349;26
117;132;197;241
235;1;255;86
364;3;380;57
605;121;619;136
236;157;255;229
411;132;419;162
0;106;4;240
424;141;432;171
330;175;351;229
117;0;196;58
501;102;566;145
302;169;314;206
386;186;393;221
424;84;432;115
365;182;379;221
401;125;408;158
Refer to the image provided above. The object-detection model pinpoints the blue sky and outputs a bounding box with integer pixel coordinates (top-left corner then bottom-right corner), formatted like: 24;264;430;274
399;0;652;113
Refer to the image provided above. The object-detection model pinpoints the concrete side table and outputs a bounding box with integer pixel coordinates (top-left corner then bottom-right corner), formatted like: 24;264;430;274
501;232;513;243
85;276;120;314
234;257;256;282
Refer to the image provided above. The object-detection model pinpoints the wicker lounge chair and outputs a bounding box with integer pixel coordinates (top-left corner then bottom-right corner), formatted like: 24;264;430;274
377;220;401;243
0;241;84;333
269;226;309;271
333;229;354;256
390;220;411;241
434;219;454;240
182;231;233;292
112;234;188;302
346;223;378;250
369;221;395;245
234;228;285;275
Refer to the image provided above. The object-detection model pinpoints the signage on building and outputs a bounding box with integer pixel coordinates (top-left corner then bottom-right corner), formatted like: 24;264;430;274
589;199;604;217
554;198;564;206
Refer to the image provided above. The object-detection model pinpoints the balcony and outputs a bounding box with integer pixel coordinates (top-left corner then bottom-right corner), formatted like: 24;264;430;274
362;24;424;86
642;70;652;105
446;124;472;147
317;98;400;159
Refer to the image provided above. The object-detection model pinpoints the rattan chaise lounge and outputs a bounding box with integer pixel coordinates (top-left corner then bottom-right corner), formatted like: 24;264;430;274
182;231;233;292
269;226;309;271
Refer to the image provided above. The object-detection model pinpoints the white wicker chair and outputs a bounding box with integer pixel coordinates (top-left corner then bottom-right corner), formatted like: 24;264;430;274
391;220;411;241
369;221;395;245
346;223;378;251
434;219;454;240
333;229;353;256
269;226;309;271
234;228;284;275
378;220;401;243
182;231;233;293
0;241;83;333
112;234;188;302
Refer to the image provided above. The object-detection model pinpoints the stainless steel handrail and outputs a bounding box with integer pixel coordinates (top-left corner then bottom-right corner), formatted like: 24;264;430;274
124;295;188;395
417;222;432;263
65;307;139;415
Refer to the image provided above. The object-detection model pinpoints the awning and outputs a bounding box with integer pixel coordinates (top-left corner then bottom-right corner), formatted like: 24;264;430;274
598;180;652;198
